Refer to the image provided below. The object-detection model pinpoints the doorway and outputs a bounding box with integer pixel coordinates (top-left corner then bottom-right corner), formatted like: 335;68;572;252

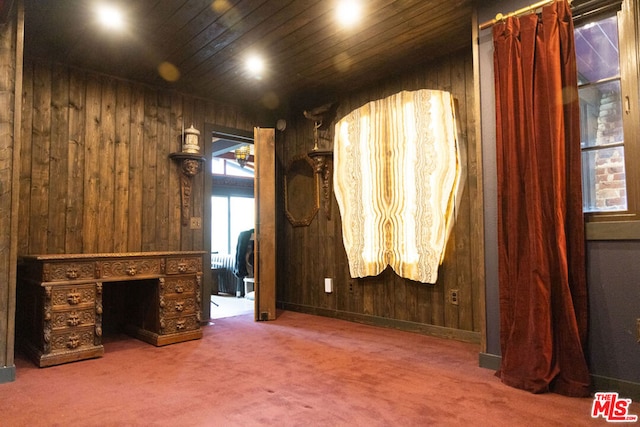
204;125;255;320
202;125;276;322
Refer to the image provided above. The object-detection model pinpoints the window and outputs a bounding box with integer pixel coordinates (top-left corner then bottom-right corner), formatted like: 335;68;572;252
577;15;625;212
211;195;255;255
575;0;640;236
211;156;254;178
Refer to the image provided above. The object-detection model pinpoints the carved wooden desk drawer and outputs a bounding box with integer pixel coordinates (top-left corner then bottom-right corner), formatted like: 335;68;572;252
161;315;200;334
165;256;202;275
50;307;96;330
162;275;198;296
99;258;163;279
43;261;95;282
49;284;96;309
49;326;96;353
161;295;198;316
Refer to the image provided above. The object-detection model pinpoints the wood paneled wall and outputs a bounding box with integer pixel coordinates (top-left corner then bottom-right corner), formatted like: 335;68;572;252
0;0;21;381
277;49;483;343
18;59;255;256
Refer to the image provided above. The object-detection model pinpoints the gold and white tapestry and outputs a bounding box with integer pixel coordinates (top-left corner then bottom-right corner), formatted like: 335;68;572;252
333;89;462;284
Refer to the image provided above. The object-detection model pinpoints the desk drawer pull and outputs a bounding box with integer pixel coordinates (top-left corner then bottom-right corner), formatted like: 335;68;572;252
67;291;81;305
67;334;80;349
67;312;80;326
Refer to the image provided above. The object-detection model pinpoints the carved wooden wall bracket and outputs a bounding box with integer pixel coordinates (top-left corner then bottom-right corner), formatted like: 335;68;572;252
169;153;206;226
308;149;333;220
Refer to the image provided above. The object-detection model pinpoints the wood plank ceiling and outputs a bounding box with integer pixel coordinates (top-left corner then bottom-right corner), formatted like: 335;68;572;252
23;0;474;109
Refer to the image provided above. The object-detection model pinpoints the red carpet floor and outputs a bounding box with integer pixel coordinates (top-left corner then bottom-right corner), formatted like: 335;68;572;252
1;310;635;426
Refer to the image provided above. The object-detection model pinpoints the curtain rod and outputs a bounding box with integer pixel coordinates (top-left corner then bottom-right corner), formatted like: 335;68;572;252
478;0;572;30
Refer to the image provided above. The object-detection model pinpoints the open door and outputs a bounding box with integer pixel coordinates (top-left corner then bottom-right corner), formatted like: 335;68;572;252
253;127;276;320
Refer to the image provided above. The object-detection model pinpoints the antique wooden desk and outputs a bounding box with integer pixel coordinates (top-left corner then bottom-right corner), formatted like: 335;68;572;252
16;251;205;367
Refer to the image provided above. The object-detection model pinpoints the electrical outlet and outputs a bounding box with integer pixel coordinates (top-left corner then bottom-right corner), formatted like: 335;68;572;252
190;217;202;229
449;289;459;305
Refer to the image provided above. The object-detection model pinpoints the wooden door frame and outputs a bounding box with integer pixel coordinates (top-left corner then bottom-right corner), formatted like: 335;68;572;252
202;123;254;321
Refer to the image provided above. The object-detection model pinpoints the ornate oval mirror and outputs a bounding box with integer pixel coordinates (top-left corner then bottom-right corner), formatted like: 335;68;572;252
284;154;319;227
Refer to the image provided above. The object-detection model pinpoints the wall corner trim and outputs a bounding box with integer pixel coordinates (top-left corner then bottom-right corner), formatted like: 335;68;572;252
479;352;501;371
0;365;16;383
591;374;640;402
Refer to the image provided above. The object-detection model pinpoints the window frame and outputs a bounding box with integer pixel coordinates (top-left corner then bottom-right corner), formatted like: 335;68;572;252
576;0;640;240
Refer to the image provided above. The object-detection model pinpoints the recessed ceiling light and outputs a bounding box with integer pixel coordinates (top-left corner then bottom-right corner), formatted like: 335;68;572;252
96;4;125;30
245;54;265;79
336;0;362;28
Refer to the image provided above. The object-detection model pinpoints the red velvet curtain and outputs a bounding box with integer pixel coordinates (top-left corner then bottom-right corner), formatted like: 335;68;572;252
493;0;590;397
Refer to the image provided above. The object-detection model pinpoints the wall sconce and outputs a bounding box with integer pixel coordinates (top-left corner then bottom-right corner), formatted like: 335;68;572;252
234;145;251;168
308;149;333;220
